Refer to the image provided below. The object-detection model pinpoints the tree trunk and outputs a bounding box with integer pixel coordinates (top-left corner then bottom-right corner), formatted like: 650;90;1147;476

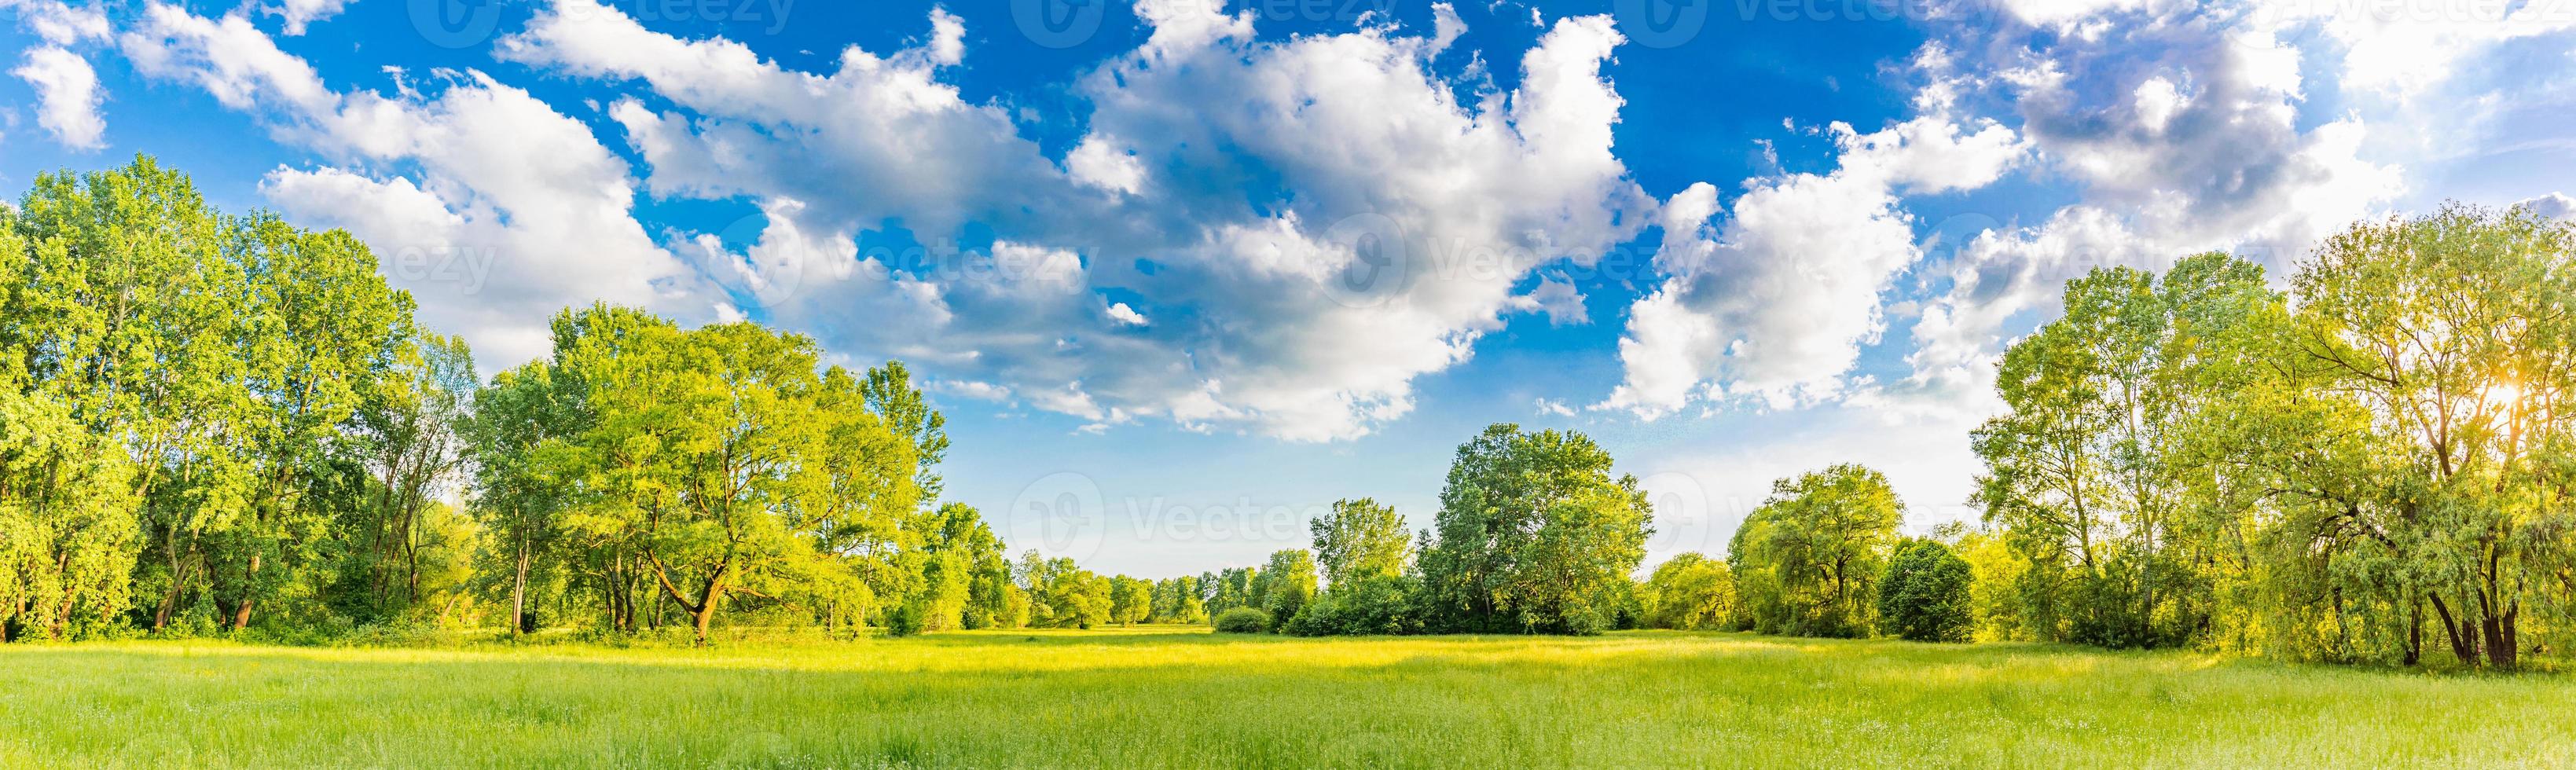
2427;595;2479;666
691;572;727;646
511;531;530;635
232;553;261;631
2483;605;2519;669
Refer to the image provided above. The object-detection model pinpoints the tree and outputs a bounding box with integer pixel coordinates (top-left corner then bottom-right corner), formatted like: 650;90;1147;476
1110;575;1153;626
1972;254;2270;648
348;332;477;620
0;390;141;640
1311;498;1411;586
1729;464;1902;638
1257;549;1319;631
1877;539;1974;643
1417;424;1654;633
1642;553;1734;631
2253;205;2576;668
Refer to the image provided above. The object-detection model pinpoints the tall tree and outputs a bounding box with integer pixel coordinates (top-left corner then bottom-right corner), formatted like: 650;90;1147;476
1972;254;2273;647
1310;497;1411;587
2262;205;2576;668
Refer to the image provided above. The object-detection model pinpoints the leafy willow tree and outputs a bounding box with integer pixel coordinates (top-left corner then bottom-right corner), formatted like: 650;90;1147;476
1418;424;1653;634
1641;553;1734;631
1730;464;1902;638
2240;205;2576;668
1311;498;1411;587
1877;539;1974;643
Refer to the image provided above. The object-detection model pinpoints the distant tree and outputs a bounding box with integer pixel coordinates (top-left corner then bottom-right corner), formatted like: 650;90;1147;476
1258;550;1319;631
1730;464;1902;638
1286;574;1423;636
1642;553;1734;631
1877;539;1975;643
1110;575;1153;626
1418;424;1653;634
1311;498;1411;586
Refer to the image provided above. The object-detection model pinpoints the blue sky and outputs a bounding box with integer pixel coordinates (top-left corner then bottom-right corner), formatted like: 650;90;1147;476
4;0;2573;577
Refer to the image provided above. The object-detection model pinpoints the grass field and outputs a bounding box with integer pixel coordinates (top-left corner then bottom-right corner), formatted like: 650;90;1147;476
4;627;2572;768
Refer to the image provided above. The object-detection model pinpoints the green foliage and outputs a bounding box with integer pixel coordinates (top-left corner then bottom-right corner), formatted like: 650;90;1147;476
1255;549;1319;631
1641;553;1734;631
1972;254;2265;649
1212;607;1272;633
1311;498;1411;586
1877;539;1974;643
1730;464;1902;638
1286;574;1424;636
1418;424;1654;634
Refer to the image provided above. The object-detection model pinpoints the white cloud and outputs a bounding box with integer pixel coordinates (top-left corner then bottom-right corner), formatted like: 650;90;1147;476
122;4;708;368
2519;192;2576;220
1106;302;1149;326
262;0;352;35
1;0;108;46
1602;108;2022;418
1429;2;1466;57
12;46;103;148
501;0;1653;441
1878;3;2410;420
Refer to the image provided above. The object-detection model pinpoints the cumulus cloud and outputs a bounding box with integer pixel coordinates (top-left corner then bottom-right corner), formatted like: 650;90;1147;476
1875;2;2409;418
1601;109;2023;418
2519;192;2576;221
2;0;110;148
120;4;708;367
12;46;103;148
499;0;1652;441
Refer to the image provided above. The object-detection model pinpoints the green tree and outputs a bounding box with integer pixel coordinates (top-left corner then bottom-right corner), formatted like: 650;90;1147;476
1729;464;1902;638
1972;254;2270;648
1258;549;1319;631
1110;575;1153;625
1311;498;1411;586
2251;205;2576;667
1642;553;1734;631
1877;538;1975;643
1417;424;1654;633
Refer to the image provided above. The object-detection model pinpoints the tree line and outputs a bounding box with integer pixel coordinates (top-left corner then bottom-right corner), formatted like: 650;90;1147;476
5;158;2571;669
0;158;1182;644
1599;204;2576;670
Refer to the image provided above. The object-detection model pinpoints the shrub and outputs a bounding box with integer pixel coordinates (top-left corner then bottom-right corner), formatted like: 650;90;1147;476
1213;607;1272;633
1877;539;1974;643
1285;574;1422;636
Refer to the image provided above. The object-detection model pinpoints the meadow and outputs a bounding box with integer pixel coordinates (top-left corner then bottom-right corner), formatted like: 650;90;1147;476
3;628;2572;768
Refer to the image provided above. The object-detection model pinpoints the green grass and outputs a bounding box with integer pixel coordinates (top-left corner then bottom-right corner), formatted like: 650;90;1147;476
3;627;2571;768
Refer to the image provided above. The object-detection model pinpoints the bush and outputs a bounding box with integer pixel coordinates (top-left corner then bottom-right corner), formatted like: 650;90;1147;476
1213;607;1272;633
1285;574;1422;636
1877;539;1974;643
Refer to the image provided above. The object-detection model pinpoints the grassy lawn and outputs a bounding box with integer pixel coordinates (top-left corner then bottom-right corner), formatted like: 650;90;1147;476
3;627;2571;768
